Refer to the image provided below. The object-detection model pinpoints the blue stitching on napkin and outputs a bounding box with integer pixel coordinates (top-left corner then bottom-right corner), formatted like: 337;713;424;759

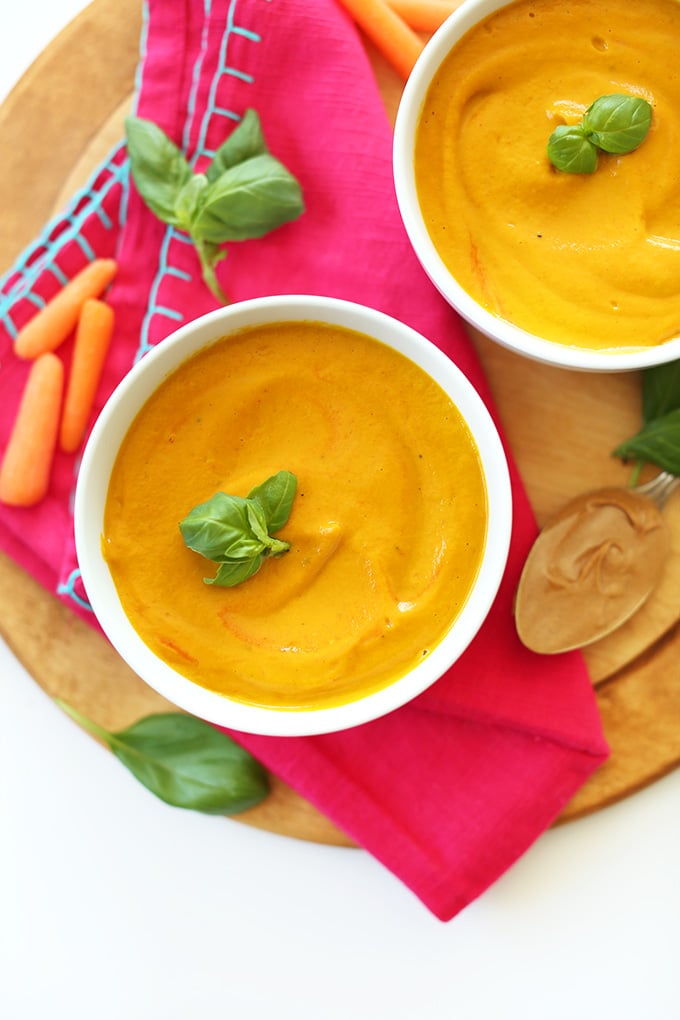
75;235;96;262
223;67;254;83
182;0;212;153
0;146;127;341
134;0;263;363
50;264;69;288
57;569;93;613
59;0;270;611
207;104;241;122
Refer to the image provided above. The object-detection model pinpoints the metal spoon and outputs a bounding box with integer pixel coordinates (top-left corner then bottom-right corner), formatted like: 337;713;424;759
514;471;679;655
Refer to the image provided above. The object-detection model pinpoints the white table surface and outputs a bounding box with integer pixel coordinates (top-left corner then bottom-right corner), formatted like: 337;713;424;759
1;4;679;1018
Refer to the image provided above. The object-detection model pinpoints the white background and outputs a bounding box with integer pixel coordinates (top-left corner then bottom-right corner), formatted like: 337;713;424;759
1;3;679;1018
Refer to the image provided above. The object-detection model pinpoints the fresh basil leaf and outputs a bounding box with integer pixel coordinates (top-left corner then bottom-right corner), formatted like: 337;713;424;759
206;554;265;587
181;474;296;586
194;239;229;304
248;470;297;533
124;111;304;304
125;115;193;224
246;500;271;544
179;492;259;561
193;153;305;243
582;93;652;154
174;173;209;230
206;108;268;182
56;702;269;815
247;503;291;557
547;93;652;173
613;408;680;475
223;535;267;560
641;360;680;423
111;714;268;813
547;125;598;173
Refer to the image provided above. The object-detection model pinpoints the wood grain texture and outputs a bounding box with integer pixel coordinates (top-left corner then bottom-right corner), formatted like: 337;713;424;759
0;0;678;840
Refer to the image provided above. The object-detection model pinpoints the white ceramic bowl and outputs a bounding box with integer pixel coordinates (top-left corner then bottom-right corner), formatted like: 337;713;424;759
75;295;512;736
393;0;680;373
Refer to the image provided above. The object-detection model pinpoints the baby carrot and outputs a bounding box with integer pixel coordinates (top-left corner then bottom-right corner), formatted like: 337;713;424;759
385;0;461;32
336;0;425;80
0;352;65;507
14;257;117;360
59;298;115;454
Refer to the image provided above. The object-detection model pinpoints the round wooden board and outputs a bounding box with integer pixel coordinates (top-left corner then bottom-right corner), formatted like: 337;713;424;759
1;0;678;840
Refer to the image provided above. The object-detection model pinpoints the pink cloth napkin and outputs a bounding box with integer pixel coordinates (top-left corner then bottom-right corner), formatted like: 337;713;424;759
0;0;608;920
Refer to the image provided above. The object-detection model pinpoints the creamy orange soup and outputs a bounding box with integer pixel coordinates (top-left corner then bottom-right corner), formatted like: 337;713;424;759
103;321;488;710
415;0;680;350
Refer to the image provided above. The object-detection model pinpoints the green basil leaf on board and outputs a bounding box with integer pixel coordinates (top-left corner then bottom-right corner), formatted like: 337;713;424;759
582;93;653;154
57;701;269;815
641;360;680;423
547;93;652;173
613;408;680;477
125;109;304;303
179;472;297;587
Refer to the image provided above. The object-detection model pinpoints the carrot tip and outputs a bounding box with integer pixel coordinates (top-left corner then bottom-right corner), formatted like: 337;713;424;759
0;352;65;508
58;297;115;455
13;258;118;361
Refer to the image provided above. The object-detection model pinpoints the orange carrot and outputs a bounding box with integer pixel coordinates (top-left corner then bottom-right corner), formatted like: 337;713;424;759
385;0;461;32
59;298;115;454
336;0;424;79
0;353;65;507
14;257;117;360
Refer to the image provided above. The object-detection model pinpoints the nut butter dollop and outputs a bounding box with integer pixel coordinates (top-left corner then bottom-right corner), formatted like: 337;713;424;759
515;488;668;654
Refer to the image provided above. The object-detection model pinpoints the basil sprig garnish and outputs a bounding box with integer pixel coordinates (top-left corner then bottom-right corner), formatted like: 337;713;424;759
640;359;680;424
613;360;680;477
547;94;652;174
180;470;297;587
58;701;269;815
125;109;305;302
613;411;680;476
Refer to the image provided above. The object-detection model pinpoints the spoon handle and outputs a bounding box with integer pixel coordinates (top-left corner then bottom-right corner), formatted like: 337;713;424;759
635;471;680;509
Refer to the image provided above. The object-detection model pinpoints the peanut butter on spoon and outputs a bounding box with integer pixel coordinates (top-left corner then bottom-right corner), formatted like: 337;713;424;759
515;478;677;655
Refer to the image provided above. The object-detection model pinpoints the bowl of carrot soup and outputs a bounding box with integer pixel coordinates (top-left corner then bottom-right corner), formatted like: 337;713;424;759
75;295;511;736
393;0;680;371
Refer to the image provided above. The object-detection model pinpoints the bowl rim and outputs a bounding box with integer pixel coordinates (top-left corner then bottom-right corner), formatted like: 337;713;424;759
392;0;680;373
75;294;512;737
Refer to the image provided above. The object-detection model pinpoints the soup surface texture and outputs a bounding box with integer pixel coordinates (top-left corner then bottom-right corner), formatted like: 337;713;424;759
415;0;680;350
103;322;488;710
